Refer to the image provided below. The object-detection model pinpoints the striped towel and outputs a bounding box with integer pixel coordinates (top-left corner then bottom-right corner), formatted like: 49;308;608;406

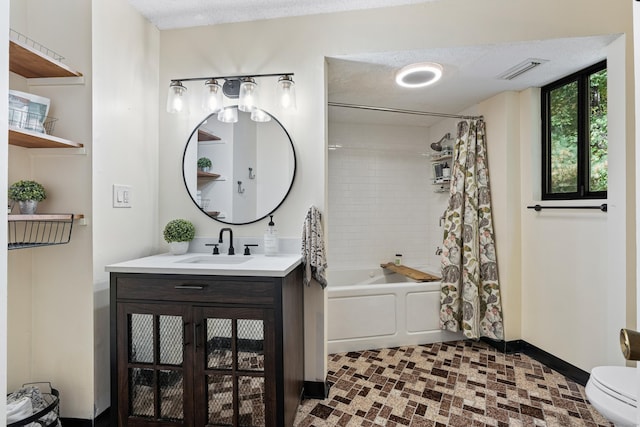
301;206;327;288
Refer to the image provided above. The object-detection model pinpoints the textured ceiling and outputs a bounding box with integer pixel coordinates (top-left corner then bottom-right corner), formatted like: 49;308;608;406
127;1;620;129
328;34;618;127
127;0;437;30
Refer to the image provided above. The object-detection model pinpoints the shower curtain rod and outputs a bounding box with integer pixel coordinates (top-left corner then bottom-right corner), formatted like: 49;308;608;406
328;102;483;120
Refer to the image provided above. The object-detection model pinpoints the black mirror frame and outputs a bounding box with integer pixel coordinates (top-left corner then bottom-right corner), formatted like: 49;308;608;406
182;108;297;225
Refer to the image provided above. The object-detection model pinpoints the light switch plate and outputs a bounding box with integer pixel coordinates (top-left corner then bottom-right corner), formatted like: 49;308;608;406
113;184;132;208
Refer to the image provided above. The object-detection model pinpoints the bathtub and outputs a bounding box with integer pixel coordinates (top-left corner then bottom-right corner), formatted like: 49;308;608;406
326;267;463;354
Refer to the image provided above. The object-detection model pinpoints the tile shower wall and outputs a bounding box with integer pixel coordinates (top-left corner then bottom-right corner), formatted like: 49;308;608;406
328;121;452;274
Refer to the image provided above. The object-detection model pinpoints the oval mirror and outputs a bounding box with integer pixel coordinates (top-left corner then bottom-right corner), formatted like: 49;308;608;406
182;107;296;225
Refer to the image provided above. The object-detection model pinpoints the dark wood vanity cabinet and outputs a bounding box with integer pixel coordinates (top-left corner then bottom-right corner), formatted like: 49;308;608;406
110;266;304;427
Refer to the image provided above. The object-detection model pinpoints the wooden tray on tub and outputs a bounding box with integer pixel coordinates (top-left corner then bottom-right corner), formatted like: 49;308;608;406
380;263;441;282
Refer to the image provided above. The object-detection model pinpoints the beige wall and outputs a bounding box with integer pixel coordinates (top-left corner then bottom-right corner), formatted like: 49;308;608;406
635;0;640;348
0;0;8;419
91;0;160;415
6;0;160;419
159;0;634;381
477;92;522;342
517;36;630;371
8;0;94;418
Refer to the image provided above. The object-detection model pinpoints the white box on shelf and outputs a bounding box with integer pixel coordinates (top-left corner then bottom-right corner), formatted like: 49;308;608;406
8;89;51;133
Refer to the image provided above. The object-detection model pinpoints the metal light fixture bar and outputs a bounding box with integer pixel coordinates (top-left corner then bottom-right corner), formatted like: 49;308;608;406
169;72;294;84
167;72;296;115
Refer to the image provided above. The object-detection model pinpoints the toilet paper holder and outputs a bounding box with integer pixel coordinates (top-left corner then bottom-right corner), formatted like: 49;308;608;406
620;328;640;360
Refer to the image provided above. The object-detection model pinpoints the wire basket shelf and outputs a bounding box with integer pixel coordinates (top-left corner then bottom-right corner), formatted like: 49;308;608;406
8;214;76;250
9;107;57;135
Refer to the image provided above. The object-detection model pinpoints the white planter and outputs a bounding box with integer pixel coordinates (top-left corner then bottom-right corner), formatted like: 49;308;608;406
18;200;38;214
169;241;189;255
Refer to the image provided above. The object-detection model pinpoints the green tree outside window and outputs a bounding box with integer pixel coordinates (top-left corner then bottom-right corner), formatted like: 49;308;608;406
543;62;607;199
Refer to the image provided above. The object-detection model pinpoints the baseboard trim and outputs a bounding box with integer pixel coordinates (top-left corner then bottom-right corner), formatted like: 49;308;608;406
481;337;589;386
95;407;110;426
520;341;590;386
304;380;330;399
480;337;526;354
59;418;91;427
60;407;109;427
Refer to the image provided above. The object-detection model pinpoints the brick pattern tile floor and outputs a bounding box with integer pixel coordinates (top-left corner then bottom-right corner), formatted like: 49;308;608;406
294;340;612;427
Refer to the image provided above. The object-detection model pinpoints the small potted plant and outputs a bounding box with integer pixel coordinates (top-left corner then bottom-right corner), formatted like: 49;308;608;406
8;180;47;214
163;218;196;255
197;157;212;172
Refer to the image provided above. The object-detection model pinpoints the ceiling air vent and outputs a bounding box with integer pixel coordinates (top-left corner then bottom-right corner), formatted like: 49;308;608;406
498;58;549;80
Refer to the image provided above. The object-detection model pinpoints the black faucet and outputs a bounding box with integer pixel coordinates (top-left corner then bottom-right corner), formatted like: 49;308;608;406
218;228;235;255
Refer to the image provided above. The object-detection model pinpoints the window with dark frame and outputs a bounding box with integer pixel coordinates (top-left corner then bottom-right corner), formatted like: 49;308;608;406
541;60;607;200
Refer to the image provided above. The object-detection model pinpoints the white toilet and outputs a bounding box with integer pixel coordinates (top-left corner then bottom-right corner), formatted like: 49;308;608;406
585;366;637;426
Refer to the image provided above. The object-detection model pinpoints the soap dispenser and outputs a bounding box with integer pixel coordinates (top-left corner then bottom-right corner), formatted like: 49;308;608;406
264;215;279;256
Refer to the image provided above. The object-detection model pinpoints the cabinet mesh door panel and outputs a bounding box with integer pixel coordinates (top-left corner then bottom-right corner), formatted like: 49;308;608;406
238;376;265;426
129;368;154;418
125;309;186;423
203;311;269;427
207;318;233;370
237;319;264;371
207;374;234;425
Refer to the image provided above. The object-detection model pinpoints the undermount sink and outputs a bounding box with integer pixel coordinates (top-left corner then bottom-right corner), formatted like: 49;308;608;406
176;255;254;265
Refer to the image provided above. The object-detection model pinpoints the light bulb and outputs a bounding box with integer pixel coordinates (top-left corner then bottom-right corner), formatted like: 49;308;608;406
202;79;223;113
238;78;258;112
166;81;187;113
278;75;296;110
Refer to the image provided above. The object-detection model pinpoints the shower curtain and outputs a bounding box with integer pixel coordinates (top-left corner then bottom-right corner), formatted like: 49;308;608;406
439;119;504;340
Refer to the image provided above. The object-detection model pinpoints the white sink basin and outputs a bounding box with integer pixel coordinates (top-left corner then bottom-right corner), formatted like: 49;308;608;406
176;255;254;265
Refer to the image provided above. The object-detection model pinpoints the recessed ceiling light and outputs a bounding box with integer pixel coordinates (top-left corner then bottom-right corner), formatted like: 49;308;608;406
395;62;443;88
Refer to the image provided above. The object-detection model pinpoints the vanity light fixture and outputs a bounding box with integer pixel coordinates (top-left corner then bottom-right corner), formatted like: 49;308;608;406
166;81;188;113
166;73;296;119
395;62;443;88
238;78;259;112
202;79;223;113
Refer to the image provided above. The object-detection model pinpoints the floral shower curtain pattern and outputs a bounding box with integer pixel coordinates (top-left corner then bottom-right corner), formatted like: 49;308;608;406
439;119;504;340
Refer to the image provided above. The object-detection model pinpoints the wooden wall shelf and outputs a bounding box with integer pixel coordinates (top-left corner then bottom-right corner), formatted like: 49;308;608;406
198;129;221;141
197;171;221;179
8;214;84;221
9;33;84;149
9;127;84;149
9;40;82;78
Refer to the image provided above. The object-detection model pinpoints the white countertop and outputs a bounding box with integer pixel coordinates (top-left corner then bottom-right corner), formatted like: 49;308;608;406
106;252;303;277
